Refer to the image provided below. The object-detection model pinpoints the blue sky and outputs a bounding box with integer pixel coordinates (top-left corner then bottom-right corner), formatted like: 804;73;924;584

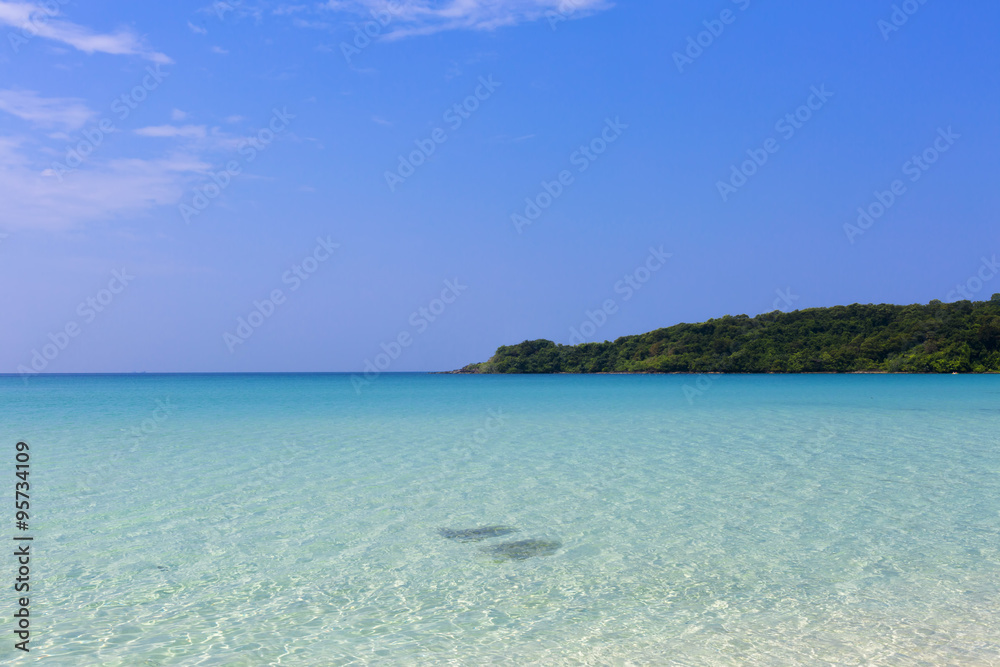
1;0;998;373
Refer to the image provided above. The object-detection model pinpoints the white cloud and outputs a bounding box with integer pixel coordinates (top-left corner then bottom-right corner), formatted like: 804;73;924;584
0;135;26;166
321;0;612;38
199;1;265;23
171;109;189;121
187;20;208;35
0;98;257;231
0;139;209;231
0;1;172;63
132;124;252;152
274;4;309;15
0;89;94;130
0;109;247;231
135;125;208;139
292;18;330;29
211;45;229;54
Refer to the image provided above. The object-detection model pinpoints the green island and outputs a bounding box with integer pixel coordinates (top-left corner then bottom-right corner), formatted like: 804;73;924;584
454;297;1000;374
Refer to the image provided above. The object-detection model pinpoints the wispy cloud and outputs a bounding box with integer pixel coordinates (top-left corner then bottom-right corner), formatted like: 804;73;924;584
199;1;265;23
321;0;613;38
134;122;252;151
187;20;208;35
292;17;331;29
0;142;209;231
135;125;209;139
0;101;295;229
211;45;229;54
274;4;309;15
0;89;95;131
0;101;244;231
0;1;172;63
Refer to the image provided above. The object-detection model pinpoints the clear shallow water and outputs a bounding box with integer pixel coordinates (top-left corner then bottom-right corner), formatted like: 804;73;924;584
3;373;999;665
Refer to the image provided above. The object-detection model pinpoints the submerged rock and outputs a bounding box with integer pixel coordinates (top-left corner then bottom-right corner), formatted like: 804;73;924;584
481;539;562;561
437;525;517;542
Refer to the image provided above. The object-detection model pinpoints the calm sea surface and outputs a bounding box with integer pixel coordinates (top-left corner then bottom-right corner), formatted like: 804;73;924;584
2;374;999;665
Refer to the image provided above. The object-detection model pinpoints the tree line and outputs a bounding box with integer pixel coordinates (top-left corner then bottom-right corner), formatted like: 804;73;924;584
456;297;1000;374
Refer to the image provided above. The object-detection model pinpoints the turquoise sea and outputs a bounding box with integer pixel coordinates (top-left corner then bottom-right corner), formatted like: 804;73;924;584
3;374;999;665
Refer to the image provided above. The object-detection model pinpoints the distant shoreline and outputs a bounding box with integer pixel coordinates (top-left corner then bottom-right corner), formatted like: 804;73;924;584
450;299;1000;375
437;370;994;375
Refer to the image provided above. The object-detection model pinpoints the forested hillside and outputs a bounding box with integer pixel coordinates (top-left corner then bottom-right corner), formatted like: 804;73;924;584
455;298;1000;373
